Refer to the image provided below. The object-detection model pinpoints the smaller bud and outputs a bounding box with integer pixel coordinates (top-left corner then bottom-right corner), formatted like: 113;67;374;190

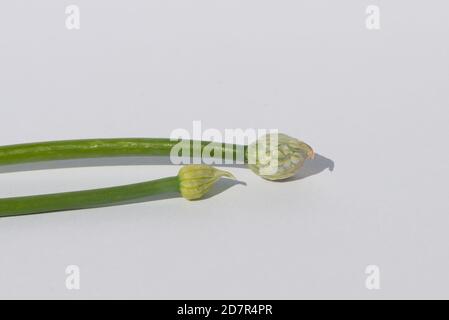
247;133;314;181
178;165;236;200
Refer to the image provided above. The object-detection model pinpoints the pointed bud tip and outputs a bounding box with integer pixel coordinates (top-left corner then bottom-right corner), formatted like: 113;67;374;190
215;169;236;181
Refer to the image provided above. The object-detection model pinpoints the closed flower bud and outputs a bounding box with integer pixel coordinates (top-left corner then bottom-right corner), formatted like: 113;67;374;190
178;165;236;200
247;133;314;181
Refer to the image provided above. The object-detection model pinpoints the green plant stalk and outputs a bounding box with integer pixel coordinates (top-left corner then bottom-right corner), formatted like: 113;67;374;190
0;139;245;166
0;164;236;218
0;134;315;181
0;176;179;218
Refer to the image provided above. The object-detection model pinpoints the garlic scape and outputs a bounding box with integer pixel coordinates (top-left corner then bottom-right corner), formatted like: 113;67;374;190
0;165;235;218
0;134;314;181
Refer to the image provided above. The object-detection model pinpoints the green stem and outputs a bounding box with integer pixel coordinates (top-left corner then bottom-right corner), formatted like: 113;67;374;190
0;176;180;218
0;138;247;166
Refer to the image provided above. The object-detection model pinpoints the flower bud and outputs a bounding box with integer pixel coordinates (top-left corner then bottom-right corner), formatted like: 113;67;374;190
247;133;314;181
178;165;236;200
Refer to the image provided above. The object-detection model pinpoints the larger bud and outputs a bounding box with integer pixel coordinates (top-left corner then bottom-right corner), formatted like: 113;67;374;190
247;133;314;181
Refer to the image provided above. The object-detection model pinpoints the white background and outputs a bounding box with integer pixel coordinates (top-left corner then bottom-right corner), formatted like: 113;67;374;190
0;1;448;299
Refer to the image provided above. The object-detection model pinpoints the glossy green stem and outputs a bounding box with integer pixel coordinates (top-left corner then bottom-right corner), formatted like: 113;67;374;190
0;176;180;218
0;138;247;166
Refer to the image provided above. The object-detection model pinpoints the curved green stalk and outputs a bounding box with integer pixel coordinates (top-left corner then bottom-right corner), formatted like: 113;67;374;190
0;176;179;218
0;165;236;218
0;139;245;166
0;134;315;181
